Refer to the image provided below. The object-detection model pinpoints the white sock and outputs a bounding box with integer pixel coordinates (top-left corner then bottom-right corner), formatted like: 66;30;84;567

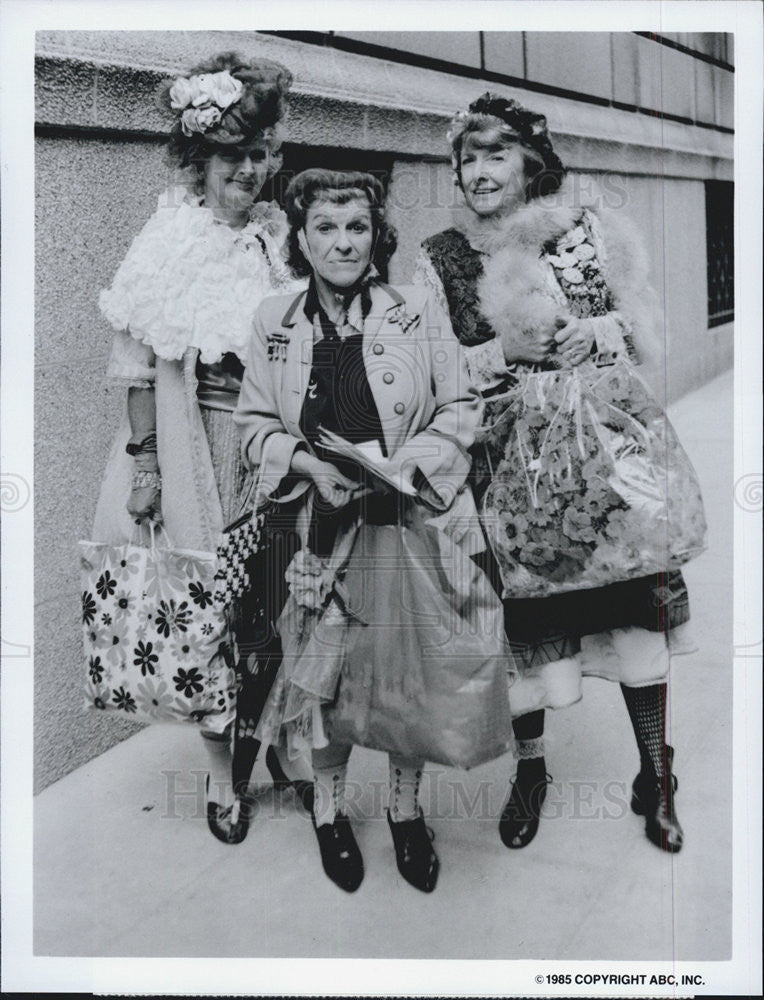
201;729;232;803
312;760;348;827
388;755;424;823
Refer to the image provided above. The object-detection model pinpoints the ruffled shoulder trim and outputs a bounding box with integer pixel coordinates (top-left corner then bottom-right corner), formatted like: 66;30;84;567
99;187;301;364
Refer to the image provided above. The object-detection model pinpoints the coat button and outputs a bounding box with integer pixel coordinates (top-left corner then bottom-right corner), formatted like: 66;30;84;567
383;372;394;384
373;343;384;355
394;402;405;414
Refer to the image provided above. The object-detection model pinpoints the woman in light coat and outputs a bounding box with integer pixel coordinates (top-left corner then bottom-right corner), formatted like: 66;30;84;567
234;168;513;894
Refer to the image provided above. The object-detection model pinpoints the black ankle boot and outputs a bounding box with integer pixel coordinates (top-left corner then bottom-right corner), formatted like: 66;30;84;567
311;812;364;893
387;810;439;893
631;744;683;853
499;757;551;849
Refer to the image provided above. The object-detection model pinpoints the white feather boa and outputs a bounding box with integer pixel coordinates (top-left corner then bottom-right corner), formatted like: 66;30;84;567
451;177;660;362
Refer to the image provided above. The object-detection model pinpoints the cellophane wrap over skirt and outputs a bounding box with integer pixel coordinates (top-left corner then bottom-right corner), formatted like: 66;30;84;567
255;503;516;770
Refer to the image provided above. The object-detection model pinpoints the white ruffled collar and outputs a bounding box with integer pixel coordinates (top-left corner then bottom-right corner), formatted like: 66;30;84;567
100;183;299;363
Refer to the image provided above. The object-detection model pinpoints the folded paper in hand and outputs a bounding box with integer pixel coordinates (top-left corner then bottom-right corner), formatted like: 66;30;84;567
317;428;418;497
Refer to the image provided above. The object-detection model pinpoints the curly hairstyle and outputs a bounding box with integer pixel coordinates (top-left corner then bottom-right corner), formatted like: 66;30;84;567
156;51;292;176
284;169;398;279
448;93;566;202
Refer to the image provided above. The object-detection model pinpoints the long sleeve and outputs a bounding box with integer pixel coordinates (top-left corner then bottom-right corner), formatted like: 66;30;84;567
105;329;156;387
412;246;449;315
392;293;483;511
587;209;653;366
233;303;306;503
415;245;516;391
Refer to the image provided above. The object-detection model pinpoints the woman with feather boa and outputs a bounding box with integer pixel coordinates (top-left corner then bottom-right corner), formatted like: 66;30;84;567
414;93;706;854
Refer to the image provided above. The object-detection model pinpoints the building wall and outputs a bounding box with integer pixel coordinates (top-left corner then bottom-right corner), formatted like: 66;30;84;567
34;30;734;791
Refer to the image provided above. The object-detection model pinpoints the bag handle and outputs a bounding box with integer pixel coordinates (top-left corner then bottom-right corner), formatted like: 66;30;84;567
296;487;316;552
147;519;173;555
235;446;277;521
130;518;173;549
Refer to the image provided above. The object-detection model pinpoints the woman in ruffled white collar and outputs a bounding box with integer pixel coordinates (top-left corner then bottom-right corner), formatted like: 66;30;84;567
95;52;309;812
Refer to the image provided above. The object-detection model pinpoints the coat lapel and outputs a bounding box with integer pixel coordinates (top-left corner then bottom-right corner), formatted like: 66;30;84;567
364;281;406;350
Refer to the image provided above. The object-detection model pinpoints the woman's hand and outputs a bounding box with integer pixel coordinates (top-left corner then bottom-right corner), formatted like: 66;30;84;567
290;449;360;509
554;318;596;367
127;453;162;523
310;460;361;508
501;315;567;364
127;481;162;523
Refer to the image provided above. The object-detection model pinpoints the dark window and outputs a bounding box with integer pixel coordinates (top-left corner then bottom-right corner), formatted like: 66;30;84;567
259;145;394;279
705;180;734;328
260;144;393;207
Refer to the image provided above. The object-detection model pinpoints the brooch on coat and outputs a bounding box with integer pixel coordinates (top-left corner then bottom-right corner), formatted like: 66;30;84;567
387;304;420;333
266;332;289;361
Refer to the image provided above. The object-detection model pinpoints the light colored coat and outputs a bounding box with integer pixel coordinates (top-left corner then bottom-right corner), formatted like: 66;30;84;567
234;282;483;520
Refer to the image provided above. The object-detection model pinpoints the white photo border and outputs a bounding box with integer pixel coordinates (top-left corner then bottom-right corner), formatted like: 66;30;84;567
1;0;761;995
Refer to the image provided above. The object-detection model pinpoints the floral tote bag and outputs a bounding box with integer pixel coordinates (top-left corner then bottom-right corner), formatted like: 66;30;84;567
79;524;236;732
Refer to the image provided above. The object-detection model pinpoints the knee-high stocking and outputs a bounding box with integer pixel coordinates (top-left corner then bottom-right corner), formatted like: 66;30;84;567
620;683;668;777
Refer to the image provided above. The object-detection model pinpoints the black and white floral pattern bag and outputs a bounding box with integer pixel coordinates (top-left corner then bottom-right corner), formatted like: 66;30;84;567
79;522;236;731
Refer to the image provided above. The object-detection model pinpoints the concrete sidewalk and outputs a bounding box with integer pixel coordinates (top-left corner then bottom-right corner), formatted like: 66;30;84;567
34;369;733;960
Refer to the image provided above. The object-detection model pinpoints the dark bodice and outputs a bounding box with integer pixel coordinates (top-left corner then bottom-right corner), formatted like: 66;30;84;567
298;300;393;556
422;229;496;347
195;352;244;411
299;328;387;468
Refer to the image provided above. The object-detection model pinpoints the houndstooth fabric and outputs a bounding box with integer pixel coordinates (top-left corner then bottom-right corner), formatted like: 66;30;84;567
213;509;267;609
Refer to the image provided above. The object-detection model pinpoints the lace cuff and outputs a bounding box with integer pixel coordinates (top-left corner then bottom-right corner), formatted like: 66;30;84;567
106;329;156;385
412;247;449;315
464;337;515;391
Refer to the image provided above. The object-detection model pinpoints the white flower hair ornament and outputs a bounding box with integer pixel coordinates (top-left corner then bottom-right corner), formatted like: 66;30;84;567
169;70;244;137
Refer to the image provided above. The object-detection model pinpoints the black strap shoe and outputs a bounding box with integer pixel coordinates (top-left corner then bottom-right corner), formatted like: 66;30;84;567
387;810;440;893
312;812;364;893
206;774;258;845
631;744;683;853
499;758;552;849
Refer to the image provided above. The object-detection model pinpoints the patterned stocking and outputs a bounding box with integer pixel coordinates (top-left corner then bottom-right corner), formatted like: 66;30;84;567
620;683;668;777
512;709;545;760
311;743;353;827
388;755;425;822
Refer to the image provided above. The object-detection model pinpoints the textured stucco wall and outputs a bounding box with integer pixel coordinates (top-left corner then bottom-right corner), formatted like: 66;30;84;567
34;31;733;791
34;136;167;791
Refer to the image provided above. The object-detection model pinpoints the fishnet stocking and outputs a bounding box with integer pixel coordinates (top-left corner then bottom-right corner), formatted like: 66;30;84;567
620;683;668;778
512;709;545;759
